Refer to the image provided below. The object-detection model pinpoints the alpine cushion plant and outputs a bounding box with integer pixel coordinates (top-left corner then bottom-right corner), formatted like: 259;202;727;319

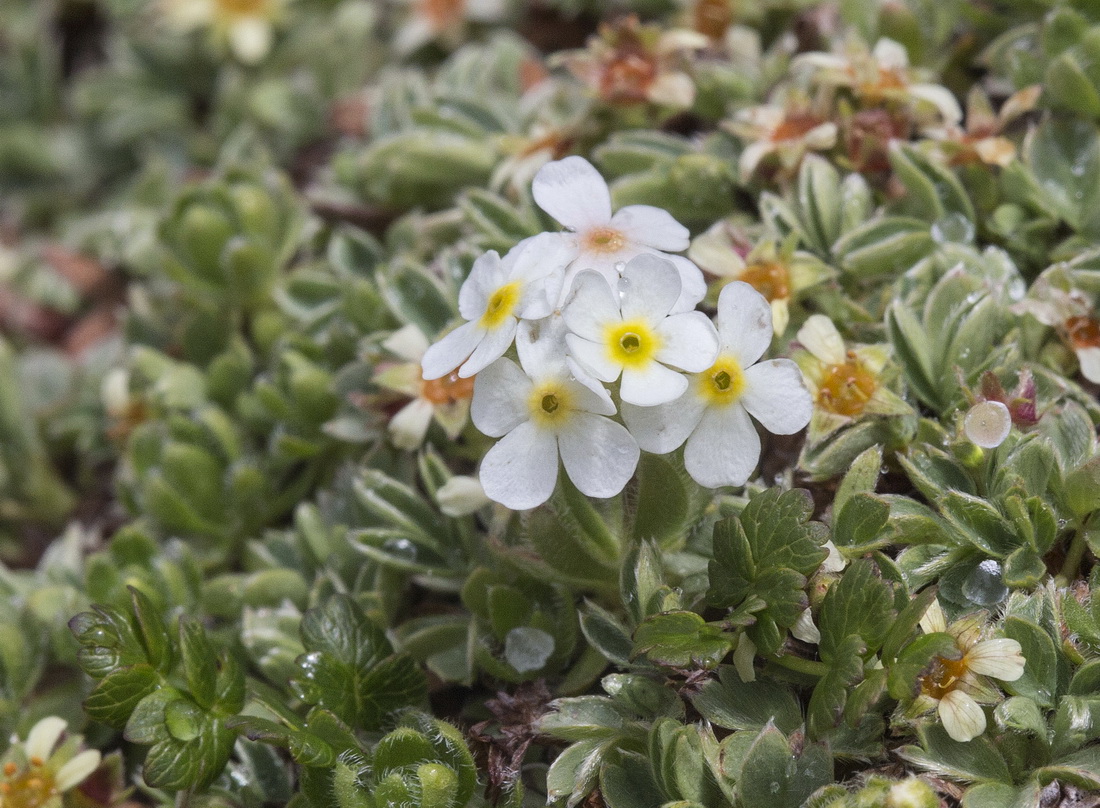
9;2;1100;808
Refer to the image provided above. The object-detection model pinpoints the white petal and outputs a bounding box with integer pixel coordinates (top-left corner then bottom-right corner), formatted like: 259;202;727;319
620;362;688;407
532;156;612;232
517;316;569;378
821;540;846;573
557;255;623;307
382;324;429;362
421;321;482;380
964;401;1012;449
873;38;910;70
791;608;821;643
389;399;434;450
609;206;690;252
660;253;708;314
562;270;620;342
563;371;616;417
394;16;435;55
558;413;639;499
803;122;839;149
965;639;1026;681
619;254;682;322
646;71;695;108
742;359;812;434
458;251;503;321
688;225;747;278
55;750;102;791
919;600;948;635
229;18;272;64
621;394;705;454
796;314;846;365
566;334;620;382
715;281;773;365
739;141;773;180
684;404;760;488
471;357;530;437
458;317;517;378
655;312;720;372
938;690;986;742
507;233;572;284
479;421;559;510
26;717;67;762
436;476;491;517
910;83;963;124
1077;346;1100;383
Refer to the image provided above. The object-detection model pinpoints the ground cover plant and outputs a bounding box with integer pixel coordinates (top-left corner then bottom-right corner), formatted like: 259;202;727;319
4;0;1100;806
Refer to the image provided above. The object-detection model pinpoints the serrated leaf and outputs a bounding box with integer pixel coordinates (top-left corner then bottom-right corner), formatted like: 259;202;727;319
833;493;891;551
291;595;427;730
84;664;162;728
689;666;802;734
1002;617;1059;708
818;559;895;662
899;724;1011;783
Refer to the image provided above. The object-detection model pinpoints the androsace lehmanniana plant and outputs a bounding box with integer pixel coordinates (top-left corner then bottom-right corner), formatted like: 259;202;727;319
14;4;1100;807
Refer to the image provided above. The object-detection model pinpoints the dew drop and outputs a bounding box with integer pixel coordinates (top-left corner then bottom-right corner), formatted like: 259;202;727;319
504;627;555;673
930;212;975;245
962;559;1008;606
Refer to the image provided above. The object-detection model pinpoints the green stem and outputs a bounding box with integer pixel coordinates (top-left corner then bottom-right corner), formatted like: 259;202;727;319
553;476;621;562
764;652;828;678
1057;521;1088;585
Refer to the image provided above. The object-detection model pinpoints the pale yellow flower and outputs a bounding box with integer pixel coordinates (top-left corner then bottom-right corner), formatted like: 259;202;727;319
1;717;102;808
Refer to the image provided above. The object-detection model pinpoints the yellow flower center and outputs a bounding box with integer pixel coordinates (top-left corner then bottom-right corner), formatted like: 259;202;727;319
480;282;521;329
918;653;969;700
817;355;877;417
583;227;627;254
605;320;660;368
1;759;59;808
420;370;475;405
527;382;574;427
739;261;790;303
215;0;269;16
698;354;746;405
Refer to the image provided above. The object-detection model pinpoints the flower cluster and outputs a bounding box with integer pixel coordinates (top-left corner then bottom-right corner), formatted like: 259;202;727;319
419;157;813;508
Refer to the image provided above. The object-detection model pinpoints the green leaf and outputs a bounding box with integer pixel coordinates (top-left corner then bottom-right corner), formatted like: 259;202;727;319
738;725;832;808
179;617;217;710
833;493;891;551
818;559;895;662
689;665;802;734
1002;617;1058;708
1064;455;1100;517
84;664;162;728
898;724;1012;783
579;601;634;667
545;739;608;807
961;782;1042;808
833;445;883;518
631;453;700;548
708;489;828;655
881;587;939;663
808;635;865;737
632;612;733;670
1037;746;1100;790
939;491;1017;557
290;595;427;731
600;751;665;808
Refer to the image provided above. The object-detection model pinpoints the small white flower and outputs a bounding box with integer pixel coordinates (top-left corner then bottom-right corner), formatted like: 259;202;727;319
3;717;102;805
963;400;1011;449
160;0;284;63
421;234;571;380
471;341;639;510
622;281;811;487
562;255;719;407
916;600;1026;742
375;325;473;450
531;156;706;312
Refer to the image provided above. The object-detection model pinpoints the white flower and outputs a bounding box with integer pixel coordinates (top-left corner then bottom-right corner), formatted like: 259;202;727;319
470;338;639;510
374;325;474;450
421;234;571;380
915;600;1026;742
2;717;102;806
160;0;284;63
393;0;508;55
963;400;1011;449
531;156;706;312
622;281;811;487
563;255;719;407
